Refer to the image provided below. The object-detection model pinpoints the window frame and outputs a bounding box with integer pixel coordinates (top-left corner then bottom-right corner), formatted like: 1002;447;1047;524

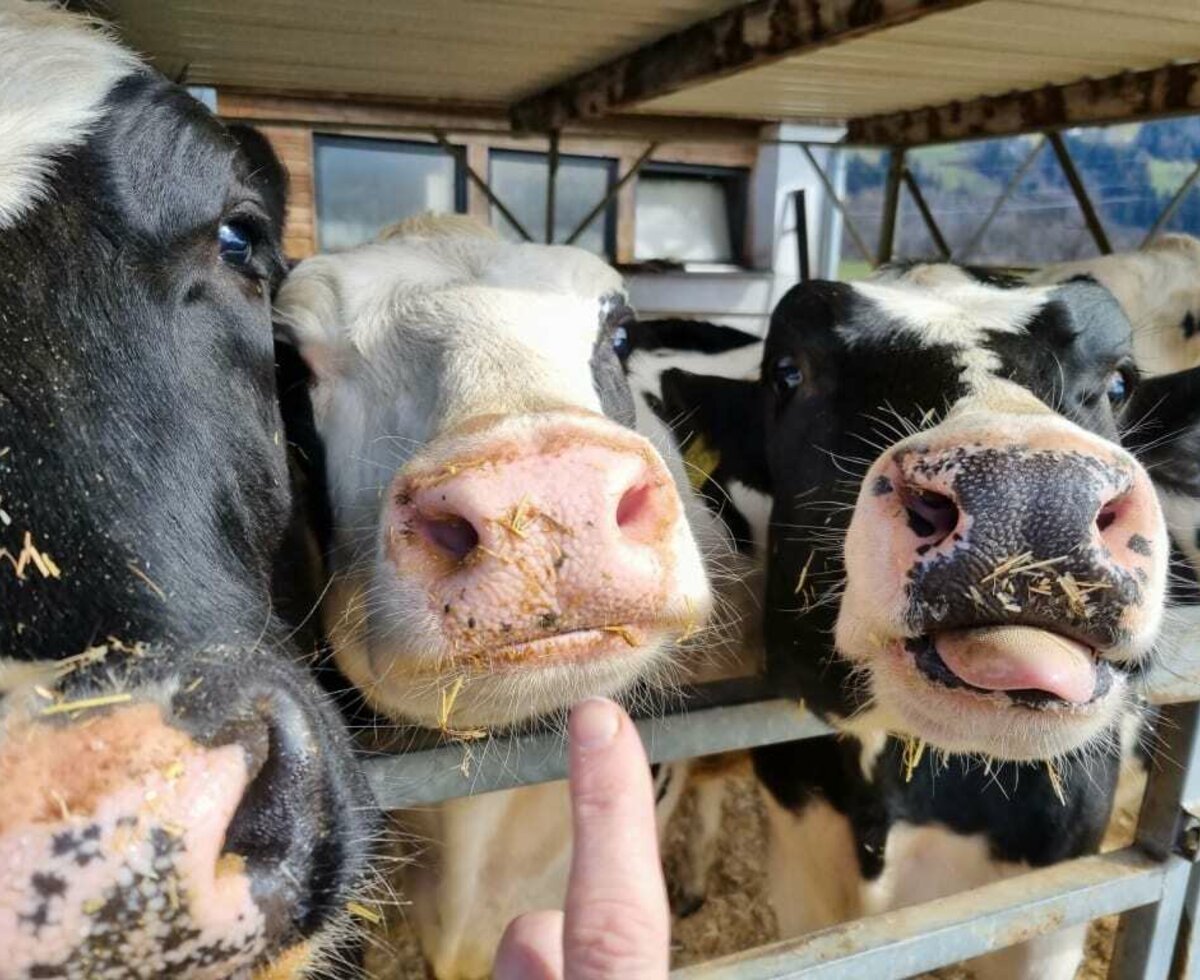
633;160;751;267
311;133;467;252
487;147;619;259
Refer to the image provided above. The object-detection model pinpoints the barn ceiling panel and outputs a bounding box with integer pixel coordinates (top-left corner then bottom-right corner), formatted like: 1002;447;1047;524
630;0;1200;121
105;0;743;105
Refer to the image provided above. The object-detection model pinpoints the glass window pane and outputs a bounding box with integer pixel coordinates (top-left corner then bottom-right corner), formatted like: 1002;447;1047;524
315;136;458;252
635;174;733;262
489;151;614;256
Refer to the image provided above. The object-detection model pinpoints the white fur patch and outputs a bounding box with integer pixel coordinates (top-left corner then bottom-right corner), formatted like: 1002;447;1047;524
0;2;139;229
858;270;1054;390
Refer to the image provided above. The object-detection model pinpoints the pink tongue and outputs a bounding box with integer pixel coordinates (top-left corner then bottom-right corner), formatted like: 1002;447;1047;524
935;627;1097;703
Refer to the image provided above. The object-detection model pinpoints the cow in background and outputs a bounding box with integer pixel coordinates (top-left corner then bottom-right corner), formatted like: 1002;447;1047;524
1030;233;1200;376
1032;235;1200;591
274;217;751;978
0;5;376;977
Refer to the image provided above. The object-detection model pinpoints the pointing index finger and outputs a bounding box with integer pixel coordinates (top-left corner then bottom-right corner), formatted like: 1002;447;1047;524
562;698;670;979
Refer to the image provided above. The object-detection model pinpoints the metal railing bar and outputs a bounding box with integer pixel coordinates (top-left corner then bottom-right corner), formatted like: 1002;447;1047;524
366;693;830;809
902;167;951;260
672;848;1165;979
433;130;534;242
361;661;1200;810
1111;699;1200;977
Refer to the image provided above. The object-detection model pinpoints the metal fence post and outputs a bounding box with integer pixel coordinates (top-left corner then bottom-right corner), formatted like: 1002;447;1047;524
1111;700;1200;979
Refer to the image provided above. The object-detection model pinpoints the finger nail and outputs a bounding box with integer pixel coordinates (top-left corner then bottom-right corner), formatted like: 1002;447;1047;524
571;698;620;748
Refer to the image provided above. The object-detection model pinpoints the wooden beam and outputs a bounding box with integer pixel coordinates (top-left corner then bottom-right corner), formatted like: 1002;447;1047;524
510;0;980;133
216;89;762;144
849;61;1200;148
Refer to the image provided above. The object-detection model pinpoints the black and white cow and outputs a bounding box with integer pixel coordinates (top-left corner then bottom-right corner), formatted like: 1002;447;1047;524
0;5;376;977
273;217;740;977
643;268;1183;977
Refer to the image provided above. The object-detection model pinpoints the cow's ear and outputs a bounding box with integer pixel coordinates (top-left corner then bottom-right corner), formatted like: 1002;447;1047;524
226;123;289;240
659;369;771;493
1123;365;1200;496
273;265;359;382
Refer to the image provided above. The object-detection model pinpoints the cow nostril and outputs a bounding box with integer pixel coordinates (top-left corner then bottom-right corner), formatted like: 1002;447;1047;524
902;488;959;546
416;514;480;562
1095;493;1130;539
616;482;664;544
617;484;651;528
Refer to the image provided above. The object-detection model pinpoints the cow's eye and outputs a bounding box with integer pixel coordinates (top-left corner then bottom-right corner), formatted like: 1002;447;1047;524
611;324;631;360
1106;369;1131;405
218;221;253;267
773;355;803;393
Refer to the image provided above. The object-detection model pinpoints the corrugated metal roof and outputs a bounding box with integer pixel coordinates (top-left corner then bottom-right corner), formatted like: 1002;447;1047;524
634;0;1200;120
107;0;741;105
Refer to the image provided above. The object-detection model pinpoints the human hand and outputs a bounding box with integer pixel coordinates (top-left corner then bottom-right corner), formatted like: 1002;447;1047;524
493;698;670;979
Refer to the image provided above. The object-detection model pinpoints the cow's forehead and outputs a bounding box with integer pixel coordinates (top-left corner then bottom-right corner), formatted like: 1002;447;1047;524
286;235;627;348
0;3;140;228
847;273;1051;352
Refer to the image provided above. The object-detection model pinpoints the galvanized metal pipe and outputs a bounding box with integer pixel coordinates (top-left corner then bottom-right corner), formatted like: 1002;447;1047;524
366;691;829;809
673;849;1164;979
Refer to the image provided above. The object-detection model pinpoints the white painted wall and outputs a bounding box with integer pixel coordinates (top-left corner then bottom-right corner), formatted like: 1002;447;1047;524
628;122;845;338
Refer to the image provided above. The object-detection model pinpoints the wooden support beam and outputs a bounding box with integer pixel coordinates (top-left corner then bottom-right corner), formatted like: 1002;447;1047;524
217;90;762;145
510;0;979;133
849;61;1200;148
1047;131;1112;255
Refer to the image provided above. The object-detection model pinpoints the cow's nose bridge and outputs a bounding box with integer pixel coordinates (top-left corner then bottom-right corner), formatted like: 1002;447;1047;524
935;446;1131;552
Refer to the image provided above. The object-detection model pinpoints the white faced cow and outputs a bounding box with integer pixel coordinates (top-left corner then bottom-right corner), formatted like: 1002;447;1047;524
274;217;733;977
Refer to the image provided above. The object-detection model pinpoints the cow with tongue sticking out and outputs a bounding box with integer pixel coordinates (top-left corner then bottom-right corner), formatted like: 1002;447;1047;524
754;266;1170;978
648;264;1174;979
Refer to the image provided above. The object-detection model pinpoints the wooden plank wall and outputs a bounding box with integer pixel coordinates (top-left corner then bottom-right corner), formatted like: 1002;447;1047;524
253;125;316;259
220;92;758;263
